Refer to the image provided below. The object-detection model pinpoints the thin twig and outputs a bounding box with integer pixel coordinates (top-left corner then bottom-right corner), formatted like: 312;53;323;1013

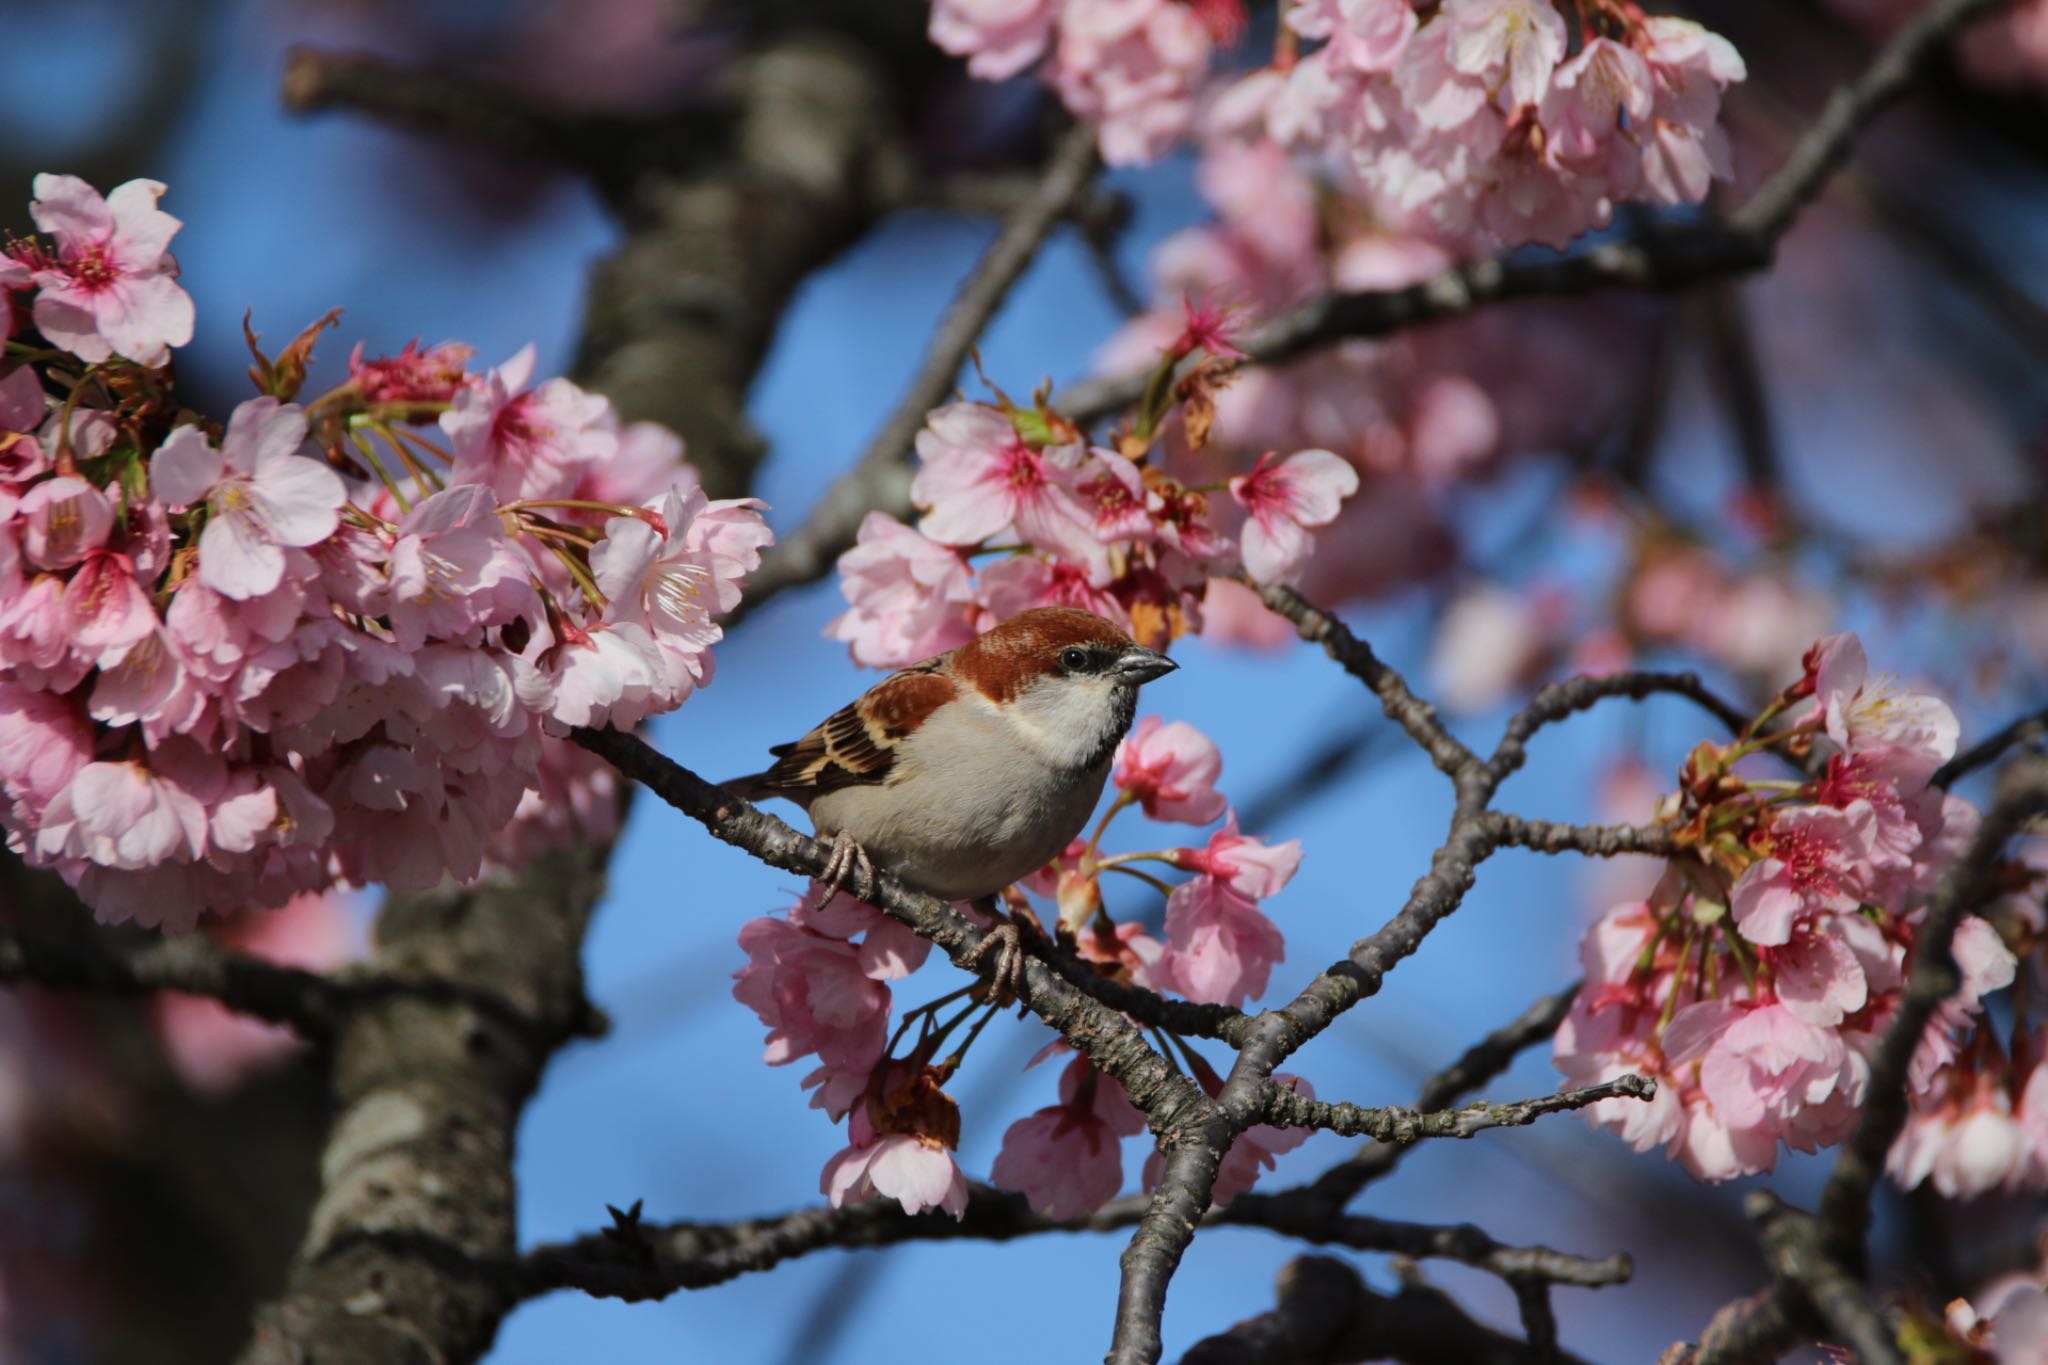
1306;986;1582;1207
1492;670;1749;785
1486;814;1680;859
515;1183;1629;1306
1726;0;2015;242
1936;703;2048;788
1255;582;1481;786
1259;1075;1654;1142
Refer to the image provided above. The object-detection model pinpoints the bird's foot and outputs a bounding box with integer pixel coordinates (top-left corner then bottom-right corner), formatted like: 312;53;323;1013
819;829;878;903
966;899;1042;1008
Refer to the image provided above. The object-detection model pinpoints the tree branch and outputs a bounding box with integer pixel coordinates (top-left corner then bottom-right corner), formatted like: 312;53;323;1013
1306;986;1581;1207
516;1182;1629;1306
1748;1194;1900;1365
1726;0;2014;243
1259;1074;1654;1142
280;47;707;196
1935;703;2048;788
1254;582;1482;785
1490;670;1750;785
1180;1257;1593;1365
1486;813;1680;858
0;925;347;1037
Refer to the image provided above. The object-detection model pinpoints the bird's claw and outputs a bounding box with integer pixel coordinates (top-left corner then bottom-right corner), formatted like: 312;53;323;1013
820;830;878;903
967;914;1036;1008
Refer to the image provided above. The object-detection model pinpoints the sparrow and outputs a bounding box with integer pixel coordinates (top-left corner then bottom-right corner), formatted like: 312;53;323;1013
728;607;1179;997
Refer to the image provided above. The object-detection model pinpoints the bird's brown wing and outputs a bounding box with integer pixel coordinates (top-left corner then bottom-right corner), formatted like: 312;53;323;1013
744;657;957;799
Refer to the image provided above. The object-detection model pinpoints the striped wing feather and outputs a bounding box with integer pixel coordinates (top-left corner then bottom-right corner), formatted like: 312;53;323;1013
753;659;955;797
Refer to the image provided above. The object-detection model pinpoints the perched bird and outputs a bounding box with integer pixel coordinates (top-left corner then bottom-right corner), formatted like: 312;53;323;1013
728;607;1179;996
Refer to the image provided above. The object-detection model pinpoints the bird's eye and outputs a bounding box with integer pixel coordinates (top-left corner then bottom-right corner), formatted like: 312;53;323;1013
1059;646;1091;672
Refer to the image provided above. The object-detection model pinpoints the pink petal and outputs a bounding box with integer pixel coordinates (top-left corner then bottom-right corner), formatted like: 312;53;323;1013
93;273;193;366
1239;513;1311;585
31;292;113;364
223;397;309;473
28;173;112;244
251;457;345;547
1273;448;1360;526
198;510;286;600
150;426;224;508
102;178;181;263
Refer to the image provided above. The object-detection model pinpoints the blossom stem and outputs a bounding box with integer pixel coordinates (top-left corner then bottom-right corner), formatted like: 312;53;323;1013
1102;864;1176;897
517;522;601;549
941;1001;1004;1070
386;424;454;467
348;429;410;513
887;983;981;1057
505;498;644;520
1086;790;1137;861
378;423;444;493
542;539;607;610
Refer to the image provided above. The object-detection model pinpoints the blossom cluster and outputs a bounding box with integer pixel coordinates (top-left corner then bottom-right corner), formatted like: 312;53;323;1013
732;713;1308;1220
1554;632;2047;1188
929;0;1246;164
832;313;1358;666
930;0;1746;251
1241;0;1747;248
0;173;771;929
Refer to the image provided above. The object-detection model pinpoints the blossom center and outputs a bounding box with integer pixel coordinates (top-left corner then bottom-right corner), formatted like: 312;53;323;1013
66;243;119;291
652;561;711;624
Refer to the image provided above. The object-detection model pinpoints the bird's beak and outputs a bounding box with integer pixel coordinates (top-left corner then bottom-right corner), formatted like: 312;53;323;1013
1114;645;1178;684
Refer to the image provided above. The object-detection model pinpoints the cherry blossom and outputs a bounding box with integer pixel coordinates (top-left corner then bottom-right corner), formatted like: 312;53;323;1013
731;915;892;1090
347;338;473;404
18;476;113;572
149;399;345;601
822;1063;970;1218
0;172;762;931
1228;449;1360;584
1172;816;1302;901
1051;0;1215;166
822;1113;969;1219
911;401;1098;564
928;0;1058;78
593;485;774;687
826;513;984;668
441;345;618;501
1113;715;1228;824
1163;870;1286;1007
22;174;194;367
1729;802;1879;945
1808;632;1960;765
990;1056;1145;1218
791;882;934;981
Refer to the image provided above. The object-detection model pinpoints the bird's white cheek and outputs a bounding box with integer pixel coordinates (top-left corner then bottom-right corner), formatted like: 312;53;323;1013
1001;678;1126;771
